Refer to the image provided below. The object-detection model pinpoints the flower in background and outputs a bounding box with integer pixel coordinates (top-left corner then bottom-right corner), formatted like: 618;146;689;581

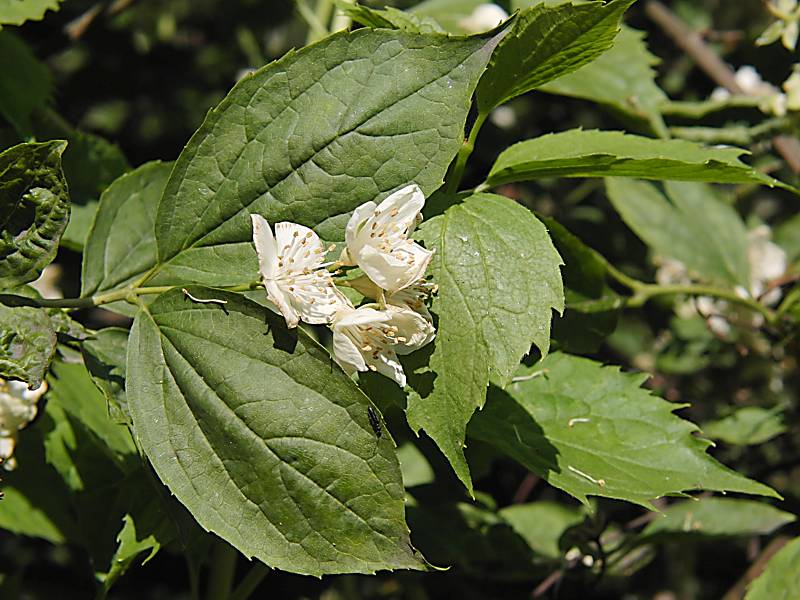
341;184;433;294
251;215;348;328
0;379;47;471
783;65;800;111
758;0;800;51
458;3;509;33
710;66;788;116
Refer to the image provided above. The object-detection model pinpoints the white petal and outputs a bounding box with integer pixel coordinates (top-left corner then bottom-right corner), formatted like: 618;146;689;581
332;330;366;375
333;306;389;329
287;279;350;325
387;306;435;354
265;279;300;328
368;349;406;387
251;214;279;280
344;201;377;263
0;436;15;461
373;184;425;234
359;243;433;293
274;222;326;271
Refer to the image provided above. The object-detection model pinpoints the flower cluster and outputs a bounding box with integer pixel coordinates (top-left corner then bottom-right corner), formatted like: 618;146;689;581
251;184;436;386
655;225;788;338
757;0;800;51
710;64;800;117
0;378;47;470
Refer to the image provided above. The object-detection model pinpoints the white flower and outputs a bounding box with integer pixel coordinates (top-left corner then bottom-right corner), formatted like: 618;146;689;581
747;225;787;303
458;3;508;33
348;274;436;333
342;184;433;294
331;303;435;387
251;215;348;328
783;65;800;111
0;379;47;470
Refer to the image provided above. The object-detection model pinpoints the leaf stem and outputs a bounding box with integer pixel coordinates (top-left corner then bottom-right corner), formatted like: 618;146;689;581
206;541;238;600
0;282;262;311
776;285;800;318
446;110;489;195
627;283;776;323
229;563;270;600
603;263;779;323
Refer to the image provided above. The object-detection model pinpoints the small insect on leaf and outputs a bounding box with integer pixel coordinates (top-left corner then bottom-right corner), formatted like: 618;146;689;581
367;405;382;438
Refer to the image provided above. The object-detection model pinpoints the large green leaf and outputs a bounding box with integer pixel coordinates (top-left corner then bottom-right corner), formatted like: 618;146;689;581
745;537;800;600
468;353;777;508
540;26;667;134
82;161;171;314
0;303;56;388
476;0;635;112
148;29;497;288
409;193;564;492
605;178;751;288
0;32;52;137
0;0;62;26
0;140;69;289
639;498;795;541
487;130;788;190
127;287;426;576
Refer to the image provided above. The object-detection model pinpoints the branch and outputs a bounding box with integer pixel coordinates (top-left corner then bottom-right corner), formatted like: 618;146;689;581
646;0;800;173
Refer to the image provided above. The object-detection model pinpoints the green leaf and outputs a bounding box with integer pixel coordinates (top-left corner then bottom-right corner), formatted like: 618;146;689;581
775;212;800;264
58;130;130;250
149;29;497;288
0;0;62;26
605;179;751;288
746;537;800;600
0;140;69;289
540;26;667;134
487;130;789;190
407;499;540;579
468;353;778;508
127;287;426;576
410;0;485;33
82;327;132;426
99;471;180;592
48;360;137;471
0;303;56;388
397;441;435;488
336;1;444;33
0;31;52;137
409;193;564;492
476;0;635;112
639;498;795;541
499;501;585;560
81;161;171;315
542;215;621;353
0;421;78;543
702;407;786;446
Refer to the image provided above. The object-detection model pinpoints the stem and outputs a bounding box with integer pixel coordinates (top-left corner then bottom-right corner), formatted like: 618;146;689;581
446;111;489;195
670;117;794;146
303;0;334;44
230;563;270;600
603;262;644;292
627;283;776;324
206;541;238;600
776;285;800;318
0;282;262;311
